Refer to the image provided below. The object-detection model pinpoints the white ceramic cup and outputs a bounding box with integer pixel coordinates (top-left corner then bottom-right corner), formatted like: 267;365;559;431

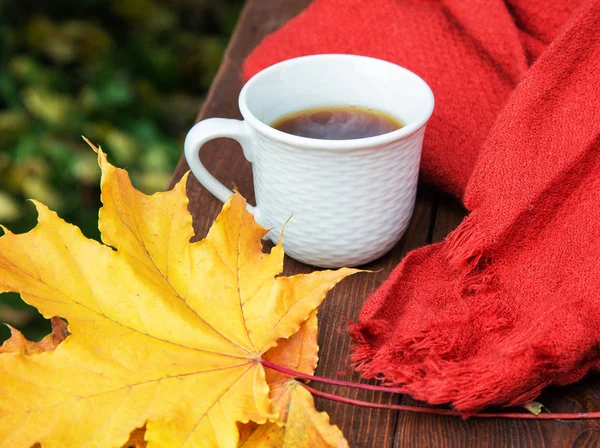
184;54;434;268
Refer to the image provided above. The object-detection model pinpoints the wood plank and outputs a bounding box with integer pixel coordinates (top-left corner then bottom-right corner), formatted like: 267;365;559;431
311;183;435;448
171;0;600;446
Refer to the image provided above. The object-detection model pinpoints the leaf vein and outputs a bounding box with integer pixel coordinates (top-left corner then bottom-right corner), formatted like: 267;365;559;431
112;204;252;355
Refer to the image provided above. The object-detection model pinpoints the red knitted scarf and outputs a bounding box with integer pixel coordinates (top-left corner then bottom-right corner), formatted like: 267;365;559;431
244;0;600;411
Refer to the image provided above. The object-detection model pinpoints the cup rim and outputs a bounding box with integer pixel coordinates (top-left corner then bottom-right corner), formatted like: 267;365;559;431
239;54;435;150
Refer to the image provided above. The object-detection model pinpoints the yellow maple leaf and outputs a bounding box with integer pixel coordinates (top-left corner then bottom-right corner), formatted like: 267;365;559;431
238;311;348;448
0;142;357;448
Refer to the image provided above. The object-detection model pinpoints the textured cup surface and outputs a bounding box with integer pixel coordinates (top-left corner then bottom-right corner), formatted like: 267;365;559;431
251;127;424;267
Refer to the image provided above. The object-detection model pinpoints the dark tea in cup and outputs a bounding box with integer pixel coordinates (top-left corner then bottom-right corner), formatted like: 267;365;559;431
271;106;404;140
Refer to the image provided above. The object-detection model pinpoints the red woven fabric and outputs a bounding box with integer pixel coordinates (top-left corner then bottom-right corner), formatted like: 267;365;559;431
243;0;600;412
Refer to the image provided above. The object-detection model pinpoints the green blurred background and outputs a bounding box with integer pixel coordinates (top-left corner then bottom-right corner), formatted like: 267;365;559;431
0;0;244;341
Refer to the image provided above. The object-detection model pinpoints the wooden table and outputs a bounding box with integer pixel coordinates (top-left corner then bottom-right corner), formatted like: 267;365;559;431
170;1;600;446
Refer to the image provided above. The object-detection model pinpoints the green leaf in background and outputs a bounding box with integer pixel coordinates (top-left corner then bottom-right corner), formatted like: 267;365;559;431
0;0;245;341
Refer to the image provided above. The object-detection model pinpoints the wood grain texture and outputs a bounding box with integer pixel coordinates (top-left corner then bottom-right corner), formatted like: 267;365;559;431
170;0;600;446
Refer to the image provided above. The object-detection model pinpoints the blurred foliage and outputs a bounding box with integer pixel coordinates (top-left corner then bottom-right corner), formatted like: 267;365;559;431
0;0;244;341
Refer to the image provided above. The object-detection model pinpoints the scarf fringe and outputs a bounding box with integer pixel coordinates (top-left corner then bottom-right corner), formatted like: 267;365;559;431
349;216;514;412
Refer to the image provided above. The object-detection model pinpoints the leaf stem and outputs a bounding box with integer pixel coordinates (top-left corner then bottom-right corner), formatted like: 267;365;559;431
260;358;405;393
260;359;600;420
302;384;600;420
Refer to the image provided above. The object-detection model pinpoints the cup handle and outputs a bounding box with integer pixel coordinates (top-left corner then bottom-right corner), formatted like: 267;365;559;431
184;118;257;215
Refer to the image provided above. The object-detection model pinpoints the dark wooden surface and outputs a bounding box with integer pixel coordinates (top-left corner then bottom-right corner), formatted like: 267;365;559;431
170;0;600;446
